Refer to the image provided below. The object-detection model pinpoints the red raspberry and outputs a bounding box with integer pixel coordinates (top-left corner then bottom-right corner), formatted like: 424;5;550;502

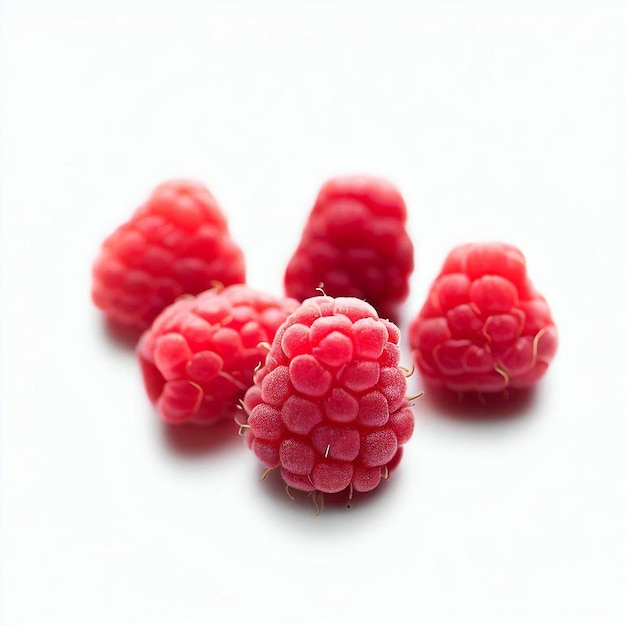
92;180;246;330
243;295;414;495
409;243;558;394
284;177;414;320
137;285;299;425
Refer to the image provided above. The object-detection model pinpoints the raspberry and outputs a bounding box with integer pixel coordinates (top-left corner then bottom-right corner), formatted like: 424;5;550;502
92;180;246;330
137;285;299;425
409;243;558;394
284;177;414;320
243;295;414;496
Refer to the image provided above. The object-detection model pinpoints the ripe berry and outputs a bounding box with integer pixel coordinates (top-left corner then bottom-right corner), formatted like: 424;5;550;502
138;285;299;425
409;243;558;394
284;177;414;320
243;295;414;495
92;180;246;330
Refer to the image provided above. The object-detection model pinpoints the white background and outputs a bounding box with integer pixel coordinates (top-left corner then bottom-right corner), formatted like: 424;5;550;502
1;2;625;625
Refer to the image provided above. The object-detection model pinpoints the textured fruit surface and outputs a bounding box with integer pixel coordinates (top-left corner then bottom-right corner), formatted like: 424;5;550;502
138;285;299;425
243;295;414;495
284;177;414;319
409;243;558;394
92;180;246;330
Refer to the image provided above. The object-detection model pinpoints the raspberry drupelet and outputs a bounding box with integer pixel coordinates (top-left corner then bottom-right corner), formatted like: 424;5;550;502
409;243;558;395
138;285;299;425
284;177;414;320
243;295;415;496
92;180;246;330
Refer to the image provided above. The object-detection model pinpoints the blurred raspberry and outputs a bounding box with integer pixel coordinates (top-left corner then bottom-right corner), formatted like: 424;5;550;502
409;243;558;395
243;295;414;496
138;285;299;425
284;177;414;320
92;180;246;330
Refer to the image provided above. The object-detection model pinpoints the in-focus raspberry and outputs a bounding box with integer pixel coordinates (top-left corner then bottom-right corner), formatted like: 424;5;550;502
284;177;414;320
409;243;558;395
243;295;414;496
138;285;299;425
92;180;246;330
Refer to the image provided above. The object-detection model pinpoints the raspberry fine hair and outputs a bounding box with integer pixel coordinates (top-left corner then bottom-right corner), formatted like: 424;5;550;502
138;284;299;425
92;180;246;330
243;295;415;497
284;176;414;320
409;242;558;395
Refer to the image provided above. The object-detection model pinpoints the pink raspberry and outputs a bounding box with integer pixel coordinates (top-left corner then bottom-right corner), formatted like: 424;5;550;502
137;285;299;425
409;243;558;395
284;177;414;320
92;180;246;330
243;295;414;496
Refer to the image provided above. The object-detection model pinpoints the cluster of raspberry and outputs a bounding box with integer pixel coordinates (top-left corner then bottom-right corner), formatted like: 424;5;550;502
92;177;557;504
